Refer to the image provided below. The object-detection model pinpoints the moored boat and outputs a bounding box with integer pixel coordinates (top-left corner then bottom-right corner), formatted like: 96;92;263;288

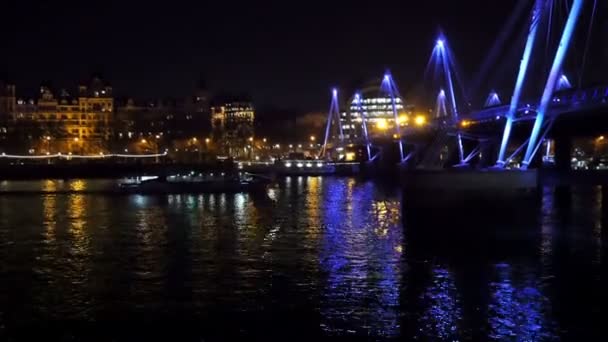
119;172;271;194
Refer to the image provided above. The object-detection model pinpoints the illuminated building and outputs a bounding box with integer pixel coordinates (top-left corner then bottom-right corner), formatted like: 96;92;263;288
0;81;16;144
0;76;112;154
339;83;413;140
115;97;207;138
113;81;211;158
211;96;255;159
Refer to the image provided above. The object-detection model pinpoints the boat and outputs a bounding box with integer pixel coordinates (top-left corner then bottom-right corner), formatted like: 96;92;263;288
119;172;272;194
275;160;338;176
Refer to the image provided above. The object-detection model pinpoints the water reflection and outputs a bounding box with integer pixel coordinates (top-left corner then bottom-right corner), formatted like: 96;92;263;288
418;267;462;340
42;194;57;242
320;179;402;337
68;179;86;192
488;263;555;340
0;179;605;339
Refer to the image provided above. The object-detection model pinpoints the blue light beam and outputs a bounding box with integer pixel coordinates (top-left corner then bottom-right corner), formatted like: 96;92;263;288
355;93;372;161
496;0;544;167
522;0;584;169
485;90;501;107
321;88;342;158
556;74;572;91
436;89;448;118
381;71;405;162
435;35;464;163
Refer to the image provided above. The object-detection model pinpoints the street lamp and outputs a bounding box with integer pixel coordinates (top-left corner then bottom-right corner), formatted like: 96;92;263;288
414;115;427;126
43;136;51;155
376;118;388;130
39;135;53;164
72;137;82;156
191;137;201;163
310;135;316;142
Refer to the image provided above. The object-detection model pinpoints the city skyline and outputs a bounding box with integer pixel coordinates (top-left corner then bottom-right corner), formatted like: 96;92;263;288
0;1;525;113
1;1;608;340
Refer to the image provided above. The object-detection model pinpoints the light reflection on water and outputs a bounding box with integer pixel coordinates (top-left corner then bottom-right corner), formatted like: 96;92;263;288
418;267;462;340
320;179;402;337
0;179;605;339
488;263;555;341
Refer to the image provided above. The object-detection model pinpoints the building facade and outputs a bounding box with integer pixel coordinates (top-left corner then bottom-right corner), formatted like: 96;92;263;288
0;77;113;154
113;92;211;158
211;98;255;159
340;94;412;141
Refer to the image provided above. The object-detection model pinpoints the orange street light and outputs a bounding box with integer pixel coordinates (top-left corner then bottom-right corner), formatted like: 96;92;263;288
414;115;427;126
376;118;388;130
398;115;408;125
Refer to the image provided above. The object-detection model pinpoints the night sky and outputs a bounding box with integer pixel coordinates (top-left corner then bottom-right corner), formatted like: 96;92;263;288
0;1;598;114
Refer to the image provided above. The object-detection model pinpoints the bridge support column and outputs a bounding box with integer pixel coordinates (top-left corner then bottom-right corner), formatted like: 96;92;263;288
496;0;544;166
554;135;572;171
522;0;584;168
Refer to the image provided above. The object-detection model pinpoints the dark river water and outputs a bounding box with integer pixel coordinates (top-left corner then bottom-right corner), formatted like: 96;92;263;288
0;178;605;340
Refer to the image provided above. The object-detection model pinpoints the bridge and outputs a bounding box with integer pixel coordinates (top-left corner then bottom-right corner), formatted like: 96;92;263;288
319;0;607;177
466;85;608;124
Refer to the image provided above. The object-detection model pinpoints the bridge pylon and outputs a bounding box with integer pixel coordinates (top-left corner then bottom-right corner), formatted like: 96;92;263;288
522;0;584;169
380;71;406;163
320;88;344;159
495;0;544;168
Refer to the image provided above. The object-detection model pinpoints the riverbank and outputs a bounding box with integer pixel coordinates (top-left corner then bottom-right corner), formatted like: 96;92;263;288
0;162;233;180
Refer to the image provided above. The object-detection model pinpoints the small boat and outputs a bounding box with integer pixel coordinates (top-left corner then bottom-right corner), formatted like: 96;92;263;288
119;172;272;194
275;160;337;176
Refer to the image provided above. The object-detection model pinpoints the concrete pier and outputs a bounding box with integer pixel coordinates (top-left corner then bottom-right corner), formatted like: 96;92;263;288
401;169;539;209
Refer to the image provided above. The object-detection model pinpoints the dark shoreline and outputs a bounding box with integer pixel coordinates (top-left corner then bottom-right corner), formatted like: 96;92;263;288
0;162;233;180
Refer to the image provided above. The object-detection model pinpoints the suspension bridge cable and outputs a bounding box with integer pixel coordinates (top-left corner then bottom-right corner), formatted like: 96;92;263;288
545;0;555;65
579;0;598;87
468;0;530;100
